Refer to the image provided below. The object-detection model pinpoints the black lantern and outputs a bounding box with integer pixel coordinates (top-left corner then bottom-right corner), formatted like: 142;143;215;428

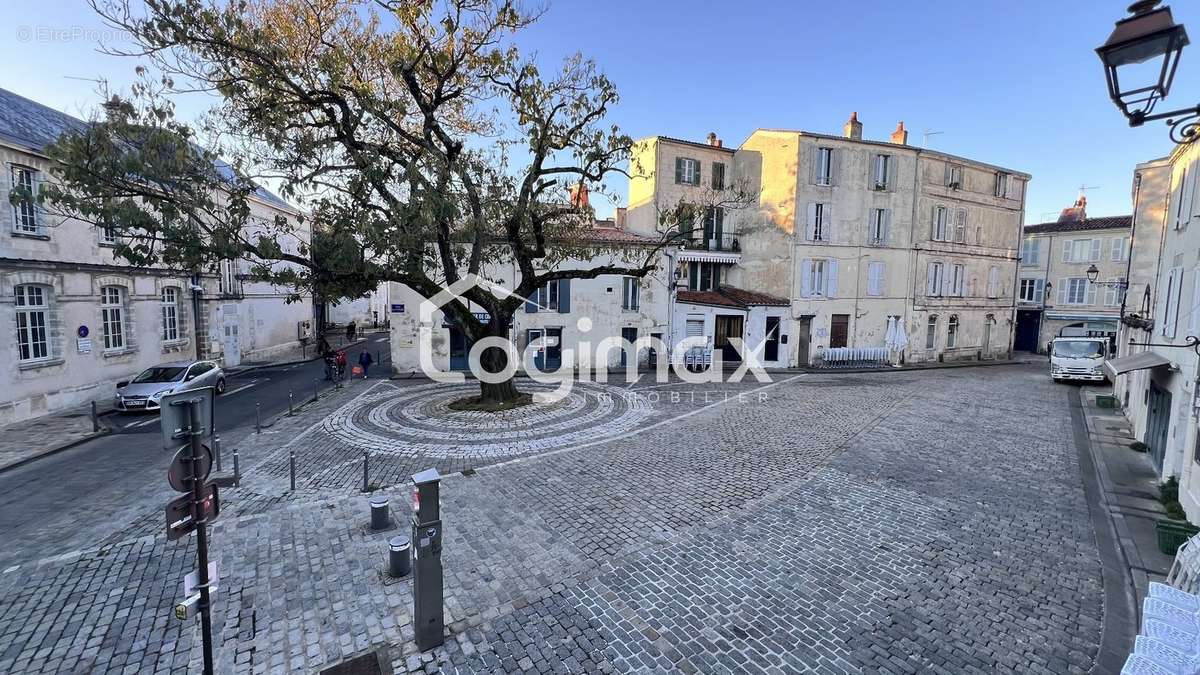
1098;2;1199;142
1086;264;1100;283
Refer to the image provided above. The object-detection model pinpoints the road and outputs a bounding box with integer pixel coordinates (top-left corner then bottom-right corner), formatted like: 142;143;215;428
0;331;390;568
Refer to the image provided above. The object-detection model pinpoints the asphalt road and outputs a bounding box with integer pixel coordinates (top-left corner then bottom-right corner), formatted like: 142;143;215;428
0;331;391;568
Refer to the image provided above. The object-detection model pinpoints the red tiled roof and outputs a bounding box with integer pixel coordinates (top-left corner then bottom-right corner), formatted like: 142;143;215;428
677;286;789;308
1024;215;1132;234
576;226;658;244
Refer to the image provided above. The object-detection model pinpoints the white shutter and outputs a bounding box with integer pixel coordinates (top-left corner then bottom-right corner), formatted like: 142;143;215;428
823;204;834;243
1035;278;1045;303
809;148;819;185
1089;239;1101;262
1085;279;1097;305
826;259;838;297
1061;241;1072;263
867;262;881;296
882;209;891;244
931;206;939;240
805;203;817;241
828;149;839;187
1185;159;1198;225
1166;267;1183;337
926;263;937;295
799;259;813;298
1175;167;1188;229
1193;168;1200;218
1105;283;1117;307
1189;268;1200;335
1058;278;1068;305
0;164;10;229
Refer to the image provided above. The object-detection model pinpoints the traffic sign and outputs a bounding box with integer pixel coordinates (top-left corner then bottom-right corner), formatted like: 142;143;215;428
184;561;220;596
168;444;213;493
160;387;215;450
165;483;220;541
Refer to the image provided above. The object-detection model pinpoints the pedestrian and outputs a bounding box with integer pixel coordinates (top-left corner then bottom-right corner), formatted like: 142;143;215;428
358;349;373;378
346;321;356;342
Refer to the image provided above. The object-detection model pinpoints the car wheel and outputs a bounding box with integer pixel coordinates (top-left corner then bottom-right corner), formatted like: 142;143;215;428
215;378;226;395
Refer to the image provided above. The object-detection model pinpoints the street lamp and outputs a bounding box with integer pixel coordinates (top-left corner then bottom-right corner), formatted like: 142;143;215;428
1086;263;1131;288
1097;1;1198;143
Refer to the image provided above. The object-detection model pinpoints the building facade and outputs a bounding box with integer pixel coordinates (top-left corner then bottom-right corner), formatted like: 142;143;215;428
627;115;1030;367
0;87;312;425
1013;198;1132;353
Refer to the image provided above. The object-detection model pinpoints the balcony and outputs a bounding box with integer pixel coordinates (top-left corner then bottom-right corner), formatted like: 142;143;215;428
679;233;741;263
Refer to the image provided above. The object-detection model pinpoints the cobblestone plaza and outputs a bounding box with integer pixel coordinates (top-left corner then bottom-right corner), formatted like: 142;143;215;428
0;365;1108;674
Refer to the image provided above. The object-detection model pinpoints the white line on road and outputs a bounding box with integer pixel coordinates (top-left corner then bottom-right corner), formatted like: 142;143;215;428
132;418;158;428
224;380;259;397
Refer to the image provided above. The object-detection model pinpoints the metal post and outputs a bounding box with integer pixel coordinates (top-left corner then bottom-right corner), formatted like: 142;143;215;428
411;469;444;651
289;451;296;492
389;535;411;577
255;403;261;434
213;434;222;473
288;390;294;415
233;449;240;488
91;400;99;432
313;378;319;403
186;400;216;675
370;495;390;530
362;451;369;492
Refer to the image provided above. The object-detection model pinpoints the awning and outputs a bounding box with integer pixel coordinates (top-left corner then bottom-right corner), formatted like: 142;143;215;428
1103;351;1172;378
677;250;741;264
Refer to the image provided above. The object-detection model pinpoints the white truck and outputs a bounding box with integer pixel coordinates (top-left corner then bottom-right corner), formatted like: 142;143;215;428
1050;336;1109;382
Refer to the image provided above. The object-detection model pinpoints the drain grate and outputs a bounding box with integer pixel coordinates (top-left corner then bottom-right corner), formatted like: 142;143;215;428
319;648;389;675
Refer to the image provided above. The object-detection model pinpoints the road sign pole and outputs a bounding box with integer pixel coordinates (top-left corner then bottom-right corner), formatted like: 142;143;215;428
186;400;216;675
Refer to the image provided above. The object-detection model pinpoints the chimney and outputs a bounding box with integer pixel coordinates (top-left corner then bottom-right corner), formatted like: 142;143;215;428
570;182;589;208
890;121;908;145
843;112;863;141
615;207;627;229
1057;195;1087;223
706;132;722;147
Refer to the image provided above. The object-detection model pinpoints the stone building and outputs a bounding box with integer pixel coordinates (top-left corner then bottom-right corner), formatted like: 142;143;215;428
626;114;1030;367
1013;196;1132;353
0;87;312;424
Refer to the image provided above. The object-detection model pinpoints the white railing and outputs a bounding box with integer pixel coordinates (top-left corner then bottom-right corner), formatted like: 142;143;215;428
818;347;890;368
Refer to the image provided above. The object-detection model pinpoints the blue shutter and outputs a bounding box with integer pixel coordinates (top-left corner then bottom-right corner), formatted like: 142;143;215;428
525;287;538;313
558;279;570;313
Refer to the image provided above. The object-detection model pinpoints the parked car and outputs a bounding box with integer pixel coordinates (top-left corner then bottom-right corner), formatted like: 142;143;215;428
114;360;226;412
1049;337;1109;383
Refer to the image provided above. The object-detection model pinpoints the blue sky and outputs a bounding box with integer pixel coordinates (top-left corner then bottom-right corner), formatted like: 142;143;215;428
2;0;1195;224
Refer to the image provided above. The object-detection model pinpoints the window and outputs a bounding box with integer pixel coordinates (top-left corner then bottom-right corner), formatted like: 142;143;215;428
931;206;949;241
950;264;966;297
800;258;837;298
866;261;885;296
10;165;40;234
986;266;1000;298
926;316;938;349
1110;237;1129;262
946;315;959;349
219;259;244;297
1063;239;1101;263
954;209;967;243
703;207;725;247
688;261;721;291
1061;277;1090;305
14;284;50;362
1104;278;1127;307
829;314;850;349
815;147;834;186
944;164;963;189
1021;238;1041;266
711;162;726;190
869;209;889;244
526;279;571;313
161;287;180;342
872;154;891;190
1163;266;1183;337
540;280;559;310
806;203;831;242
675;157;700;186
101;286;126;351
926;262;944;296
621;277;640;311
1019;278;1046;303
1176;163;1192;230
99;220;118;245
995;172;1010;198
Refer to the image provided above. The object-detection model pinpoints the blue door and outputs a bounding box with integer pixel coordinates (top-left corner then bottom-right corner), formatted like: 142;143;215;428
449;328;470;371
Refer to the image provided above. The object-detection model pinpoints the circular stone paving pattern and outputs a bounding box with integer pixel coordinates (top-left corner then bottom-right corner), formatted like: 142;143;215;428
324;381;656;460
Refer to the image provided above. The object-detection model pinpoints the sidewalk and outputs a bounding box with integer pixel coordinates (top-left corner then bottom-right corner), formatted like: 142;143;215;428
0;399;113;473
227;329;383;374
1077;385;1175;625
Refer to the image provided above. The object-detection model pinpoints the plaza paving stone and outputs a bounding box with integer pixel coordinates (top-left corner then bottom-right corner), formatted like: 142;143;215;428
0;365;1105;673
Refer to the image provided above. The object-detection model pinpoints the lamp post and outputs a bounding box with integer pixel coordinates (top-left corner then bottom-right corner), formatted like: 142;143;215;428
1086;263;1131;289
1097;1;1197;143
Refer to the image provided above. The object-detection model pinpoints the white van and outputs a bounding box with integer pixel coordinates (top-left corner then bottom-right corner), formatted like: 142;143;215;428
1050;337;1109;382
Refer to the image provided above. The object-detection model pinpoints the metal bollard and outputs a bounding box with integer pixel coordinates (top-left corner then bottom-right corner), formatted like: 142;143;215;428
370;495;390;530
255;403;261;434
313;378;319;403
289;450;296;491
362;451;370;492
288;390;294;415
91;401;100;432
233;448;241;487
389;535;411;578
214;434;223;472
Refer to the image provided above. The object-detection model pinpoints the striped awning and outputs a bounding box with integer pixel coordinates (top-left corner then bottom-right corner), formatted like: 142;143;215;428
677;250;741;264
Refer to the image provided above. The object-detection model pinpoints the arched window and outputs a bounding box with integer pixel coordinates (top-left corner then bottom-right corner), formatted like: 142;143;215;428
15;284;51;361
925;315;938;350
947;315;959;349
101;285;127;351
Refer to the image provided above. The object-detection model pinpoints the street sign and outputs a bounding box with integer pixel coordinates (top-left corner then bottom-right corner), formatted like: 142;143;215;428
184;561;220;596
168;444;213;493
160;387;215;450
165;483;219;541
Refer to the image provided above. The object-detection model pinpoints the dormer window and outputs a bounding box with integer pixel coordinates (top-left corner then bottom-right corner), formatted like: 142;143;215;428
944;164;964;189
10;165;42;235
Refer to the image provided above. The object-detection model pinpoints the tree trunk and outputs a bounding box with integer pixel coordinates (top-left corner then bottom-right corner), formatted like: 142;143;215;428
476;319;521;403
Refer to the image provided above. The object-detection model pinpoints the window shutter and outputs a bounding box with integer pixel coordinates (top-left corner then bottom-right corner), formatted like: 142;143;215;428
876;262;887;296
715;207;724;240
1035;278;1045;302
926;263;937;295
828;149;839;187
1085;279;1097;305
799;259;813;298
525;291;538;313
1190;269;1200;335
1089;239;1101;262
1061;242;1072;263
1193;168;1200;218
826;259;838;297
882;209;891;244
930;206;938;239
805;203;817;241
943;164;952;186
557;279;570;313
809;148;818;184
1185;159;1198;224
1175;167;1188;229
824;204;834;243
0;166;10;228
692;159;701;186
674;157;684;184
1058;278;1068;305
1166;267;1183;337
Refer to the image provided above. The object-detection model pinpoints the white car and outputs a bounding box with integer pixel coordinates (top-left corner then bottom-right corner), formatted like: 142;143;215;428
115;360;226;412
